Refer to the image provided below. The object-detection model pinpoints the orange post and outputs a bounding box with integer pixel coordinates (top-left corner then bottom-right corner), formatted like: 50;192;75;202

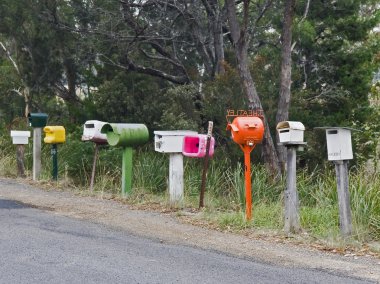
226;110;264;221
241;145;255;220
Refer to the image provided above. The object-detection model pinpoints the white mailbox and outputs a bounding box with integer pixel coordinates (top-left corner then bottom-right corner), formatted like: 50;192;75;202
10;130;31;145
325;127;353;161
82;120;108;144
154;130;197;153
276;121;305;143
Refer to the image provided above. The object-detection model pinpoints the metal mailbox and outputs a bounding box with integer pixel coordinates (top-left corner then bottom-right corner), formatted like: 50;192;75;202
28;113;48;128
276;121;305;143
101;123;149;147
226;116;264;146
325;127;353;161
43;126;66;144
82;120;108;144
182;134;215;158
154;130;197;153
10;131;31;145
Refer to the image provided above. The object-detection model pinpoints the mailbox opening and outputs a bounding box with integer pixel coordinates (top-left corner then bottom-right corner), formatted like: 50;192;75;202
328;130;338;135
85;123;95;128
183;134;215;158
183;136;200;154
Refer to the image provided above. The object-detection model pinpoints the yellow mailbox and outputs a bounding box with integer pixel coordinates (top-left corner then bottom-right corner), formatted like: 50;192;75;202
43;126;66;144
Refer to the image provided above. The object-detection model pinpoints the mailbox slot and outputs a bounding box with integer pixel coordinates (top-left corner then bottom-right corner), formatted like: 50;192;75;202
227;116;264;145
276;121;305;143
101;123;149;147
154;130;197;153
182;134;215;158
82;120;108;144
10;130;31;145
43;126;66;144
28;113;48;128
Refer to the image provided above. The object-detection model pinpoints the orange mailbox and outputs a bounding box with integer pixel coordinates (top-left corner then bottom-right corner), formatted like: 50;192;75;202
226;110;264;221
227;116;264;146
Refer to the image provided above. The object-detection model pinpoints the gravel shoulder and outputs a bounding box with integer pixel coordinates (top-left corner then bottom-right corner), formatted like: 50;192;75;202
0;178;379;282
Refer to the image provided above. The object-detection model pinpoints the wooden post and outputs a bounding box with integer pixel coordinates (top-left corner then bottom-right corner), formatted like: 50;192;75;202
16;145;26;178
90;144;99;192
169;153;184;207
334;160;352;236
284;146;300;233
199;121;213;208
32;127;42;181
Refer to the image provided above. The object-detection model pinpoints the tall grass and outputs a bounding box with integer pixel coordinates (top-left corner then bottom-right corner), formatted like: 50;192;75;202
0;132;379;243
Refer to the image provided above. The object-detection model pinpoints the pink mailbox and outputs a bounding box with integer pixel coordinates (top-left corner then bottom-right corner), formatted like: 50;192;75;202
182;134;215;158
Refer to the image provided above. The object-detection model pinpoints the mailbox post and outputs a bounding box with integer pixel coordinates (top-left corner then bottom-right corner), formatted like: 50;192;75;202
101;123;149;196
28;113;48;180
316;127;356;237
82;120;108;192
277;121;306;234
154;130;197;206
43;126;66;180
10;130;31;177
182;122;216;208
226;110;264;220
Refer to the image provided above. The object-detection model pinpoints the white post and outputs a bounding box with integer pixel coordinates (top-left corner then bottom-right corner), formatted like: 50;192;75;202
284;146;300;233
334;160;352;236
33;127;42;180
169;153;184;207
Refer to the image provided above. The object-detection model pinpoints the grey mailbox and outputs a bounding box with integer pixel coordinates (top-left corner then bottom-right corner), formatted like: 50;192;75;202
325;128;353;161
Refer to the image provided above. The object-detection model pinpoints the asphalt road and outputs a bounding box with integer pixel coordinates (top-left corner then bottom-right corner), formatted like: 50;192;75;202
0;198;374;284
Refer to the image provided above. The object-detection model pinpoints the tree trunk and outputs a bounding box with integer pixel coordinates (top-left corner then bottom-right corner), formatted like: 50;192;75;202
276;0;295;173
211;1;225;76
226;0;281;177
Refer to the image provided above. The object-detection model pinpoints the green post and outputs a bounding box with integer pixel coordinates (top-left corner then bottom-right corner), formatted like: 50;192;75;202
51;144;58;180
122;147;133;196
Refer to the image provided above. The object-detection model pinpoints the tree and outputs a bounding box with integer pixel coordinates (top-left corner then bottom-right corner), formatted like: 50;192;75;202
225;0;281;177
275;0;297;172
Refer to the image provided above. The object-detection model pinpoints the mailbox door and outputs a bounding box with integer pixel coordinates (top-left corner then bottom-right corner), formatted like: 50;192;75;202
326;129;353;160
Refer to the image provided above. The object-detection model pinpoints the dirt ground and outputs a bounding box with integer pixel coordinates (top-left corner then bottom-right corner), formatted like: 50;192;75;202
0;177;379;282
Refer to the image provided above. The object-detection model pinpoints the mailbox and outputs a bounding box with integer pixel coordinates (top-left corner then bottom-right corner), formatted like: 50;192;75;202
82;120;108;144
325;128;353;161
101;123;149;147
43;126;66;144
154;130;197;153
276;121;305;143
10;130;31;145
28;113;48;128
226;116;264;146
182;134;215;158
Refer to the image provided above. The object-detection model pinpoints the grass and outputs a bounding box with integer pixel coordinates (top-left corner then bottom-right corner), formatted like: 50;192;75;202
0;134;380;254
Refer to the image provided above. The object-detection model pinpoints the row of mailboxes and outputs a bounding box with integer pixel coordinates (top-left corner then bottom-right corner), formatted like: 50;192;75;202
10;117;354;161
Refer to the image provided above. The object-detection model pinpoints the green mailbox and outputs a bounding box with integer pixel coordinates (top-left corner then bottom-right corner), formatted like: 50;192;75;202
101;123;149;196
101;123;149;147
28;113;48;128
